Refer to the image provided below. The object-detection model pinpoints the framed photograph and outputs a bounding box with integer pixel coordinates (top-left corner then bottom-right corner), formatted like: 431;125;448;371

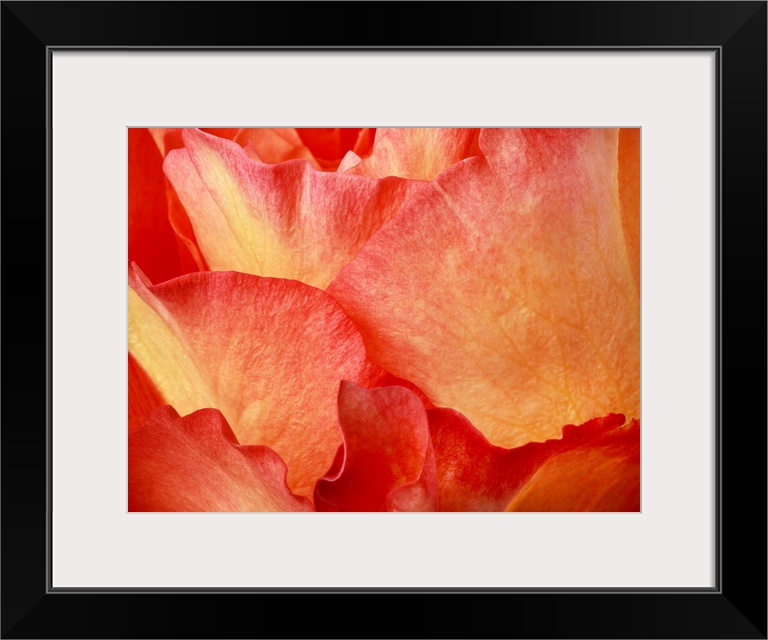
3;2;765;638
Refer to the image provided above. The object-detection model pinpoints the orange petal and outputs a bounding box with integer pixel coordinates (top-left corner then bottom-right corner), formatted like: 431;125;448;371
163;129;421;289
328;128;640;448
234;128;320;168
129;406;312;511
506;418;640;511
430;411;637;511
344;128;481;180
128;267;389;496
128;353;165;433
619;128;641;294
314;383;436;512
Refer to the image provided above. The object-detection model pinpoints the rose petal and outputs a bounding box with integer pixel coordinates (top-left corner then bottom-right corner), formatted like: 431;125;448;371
619;128;641;294
163;128;421;288
295;128;374;170
148;127;241;157
352;128;376;158
429;411;637;511
128;128;188;283
166;181;209;271
313;382;638;512
146;128;288;273
135;128;207;275
426;406;549;511
328;128;640;448
148;127;180;157
234;128;320;167
128;353;165;433
314;383;437;512
128;266;389;495
344;128;481;180
384;442;437;512
129;406;312;511
337;151;363;173
505;418;640;511
153;128;375;170
335;128;378;172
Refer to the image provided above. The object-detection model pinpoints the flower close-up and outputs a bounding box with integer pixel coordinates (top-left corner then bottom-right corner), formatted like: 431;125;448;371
128;126;640;512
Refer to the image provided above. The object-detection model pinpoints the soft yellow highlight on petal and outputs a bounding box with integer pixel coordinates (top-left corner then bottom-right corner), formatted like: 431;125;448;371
345;128;479;180
163;129;421;290
128;285;213;417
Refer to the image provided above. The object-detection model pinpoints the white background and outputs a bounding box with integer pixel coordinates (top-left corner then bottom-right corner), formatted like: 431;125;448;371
52;51;716;588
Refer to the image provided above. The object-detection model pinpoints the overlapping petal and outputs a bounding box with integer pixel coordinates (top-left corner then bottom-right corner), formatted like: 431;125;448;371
128;266;392;496
328;128;640;448
128;128;193;282
314;382;436;512
432;411;639;512
128;126;641;513
163;129;422;288
134;127;211;275
148;128;242;157
128;353;164;433
340;128;481;180
143;127;376;276
151;127;375;171
234;128;318;166
129;406;312;512
294;128;375;170
505;418;640;511
314;384;639;512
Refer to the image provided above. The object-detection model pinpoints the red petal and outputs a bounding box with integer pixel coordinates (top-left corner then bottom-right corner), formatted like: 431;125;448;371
163;129;421;288
144;127;249;274
427;407;544;511
314;383;436;512
344;128;481;180
328;129;640;448
128;353;165;433
131;128;203;278
129;406;312;511
128;128;187;283
352;128;376;159
295;128;373;170
201;128;242;141
128;267;390;496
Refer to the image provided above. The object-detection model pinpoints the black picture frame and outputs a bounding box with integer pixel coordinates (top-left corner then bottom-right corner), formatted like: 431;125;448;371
2;2;765;638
